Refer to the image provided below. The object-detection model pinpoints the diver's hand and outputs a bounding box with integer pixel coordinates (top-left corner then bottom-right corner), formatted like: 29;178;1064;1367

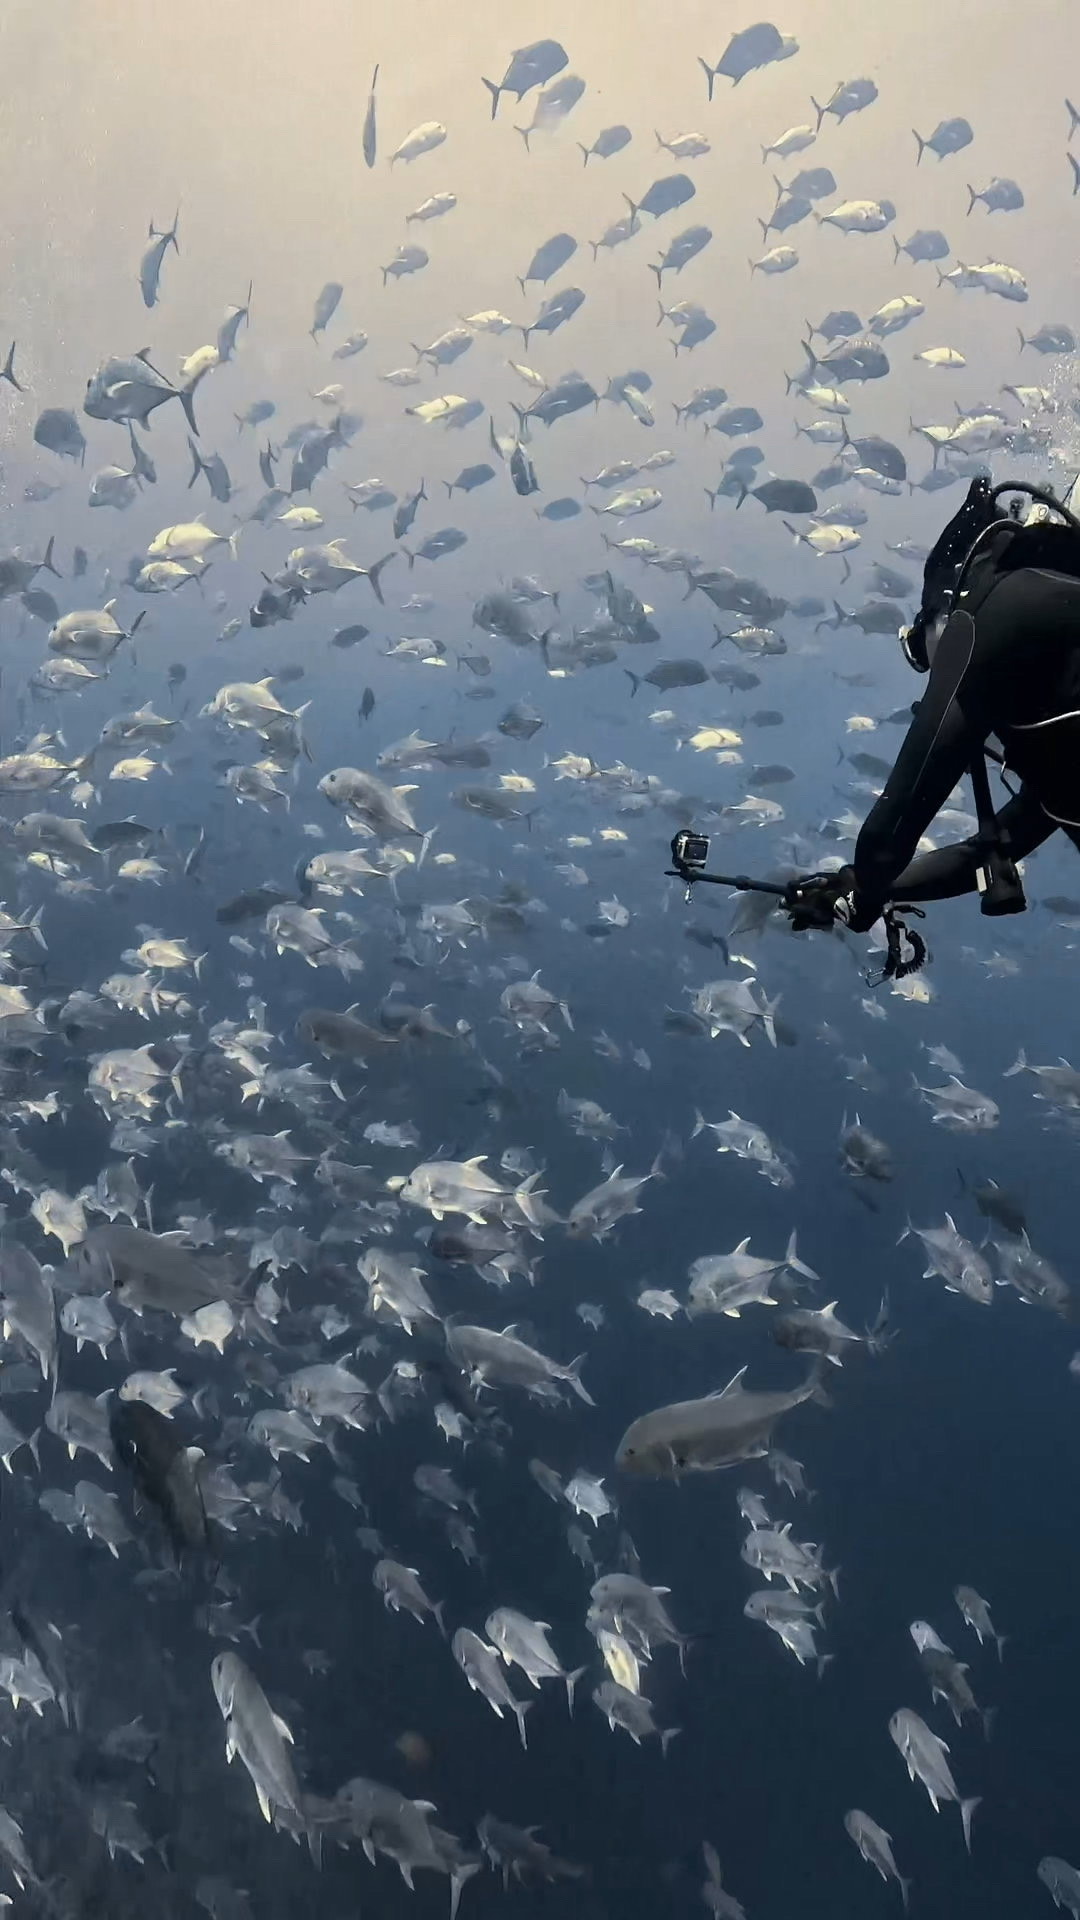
832;878;883;935
786;867;857;932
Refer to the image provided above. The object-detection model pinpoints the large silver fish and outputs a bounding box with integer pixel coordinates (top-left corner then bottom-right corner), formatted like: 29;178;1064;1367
616;1364;827;1475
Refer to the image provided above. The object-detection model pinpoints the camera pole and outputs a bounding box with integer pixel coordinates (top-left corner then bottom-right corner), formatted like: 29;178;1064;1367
665;861;791;904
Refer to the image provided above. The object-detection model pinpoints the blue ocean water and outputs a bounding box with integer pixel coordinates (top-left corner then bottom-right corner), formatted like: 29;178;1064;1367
0;4;1078;1915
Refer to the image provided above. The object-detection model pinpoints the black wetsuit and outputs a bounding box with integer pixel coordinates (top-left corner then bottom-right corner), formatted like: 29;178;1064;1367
849;512;1080;929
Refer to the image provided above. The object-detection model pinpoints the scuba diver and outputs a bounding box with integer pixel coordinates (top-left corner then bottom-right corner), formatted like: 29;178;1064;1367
668;473;1080;974
813;472;1080;933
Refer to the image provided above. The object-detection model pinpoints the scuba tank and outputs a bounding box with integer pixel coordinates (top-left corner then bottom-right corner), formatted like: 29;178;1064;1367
901;477;1007;670
905;474;1080;671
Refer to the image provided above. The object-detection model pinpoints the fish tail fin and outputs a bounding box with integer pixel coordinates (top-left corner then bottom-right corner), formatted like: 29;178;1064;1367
691;1106;707;1138
228;529;242;561
564;1664;587;1713
1003;1046;1027;1077
515;125;531;151
623;193;640;222
810;96;825;130
367;552;396;602
1016;327;1028;351
960;1796;980;1854
995;1631;1008;1662
513;1699;531;1750
892;236;902;262
649;262;664;288
565;1358;594;1407
302;1818;324;1872
966;184;977;215
899;1876;912;1913
0;340;22;391
187;435;203;489
179;383;199;437
757;218;769;241
449;1865;481;1920
660;1726;681;1758
625;669;640;697
867;1300;892;1358
481;77;501;117
784;1229;818;1282
912;128;926;164
577;143;590;166
807;1360;833;1410
704;487;719;511
697;57;717;101
41;535;59;578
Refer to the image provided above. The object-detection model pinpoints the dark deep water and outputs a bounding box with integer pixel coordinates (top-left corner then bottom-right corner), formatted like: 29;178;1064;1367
0;3;1078;1915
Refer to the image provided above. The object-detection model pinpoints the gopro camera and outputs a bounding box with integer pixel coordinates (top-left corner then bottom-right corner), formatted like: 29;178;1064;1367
671;830;710;873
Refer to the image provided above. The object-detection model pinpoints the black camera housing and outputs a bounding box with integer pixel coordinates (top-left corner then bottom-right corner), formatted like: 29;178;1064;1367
671;830;709;871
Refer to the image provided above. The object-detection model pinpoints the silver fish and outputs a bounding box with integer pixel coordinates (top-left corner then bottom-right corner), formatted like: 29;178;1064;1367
617;1364;827;1476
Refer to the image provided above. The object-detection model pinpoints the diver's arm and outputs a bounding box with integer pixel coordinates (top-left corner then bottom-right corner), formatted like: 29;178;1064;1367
849;611;990;926
886;787;1055;902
